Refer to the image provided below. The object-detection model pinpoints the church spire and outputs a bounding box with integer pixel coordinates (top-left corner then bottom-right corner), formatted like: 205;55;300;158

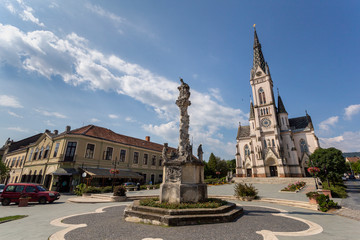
249;101;255;120
277;89;287;114
252;26;266;75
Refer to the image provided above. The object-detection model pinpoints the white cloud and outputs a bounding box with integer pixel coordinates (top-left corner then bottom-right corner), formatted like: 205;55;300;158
85;3;124;24
143;121;178;144
319;131;360;152
0;95;23;108
90;118;100;123
4;0;45;27
108;114;119;119
344;104;360;120
7;126;28;133
209;88;224;103
125;117;136;123
0;23;247;159
34;108;67;118
318;116;338;131
44;120;55;126
8;111;23;118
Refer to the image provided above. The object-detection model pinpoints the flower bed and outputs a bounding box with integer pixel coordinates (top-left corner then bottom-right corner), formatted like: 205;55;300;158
139;197;227;209
281;181;306;192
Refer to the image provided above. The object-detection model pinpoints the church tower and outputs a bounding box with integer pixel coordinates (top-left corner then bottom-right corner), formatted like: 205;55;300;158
235;26;320;178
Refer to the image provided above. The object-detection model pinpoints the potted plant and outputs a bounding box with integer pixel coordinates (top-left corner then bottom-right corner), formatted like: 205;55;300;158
18;194;31;207
234;183;258;201
112;185;127;202
306;191;320;205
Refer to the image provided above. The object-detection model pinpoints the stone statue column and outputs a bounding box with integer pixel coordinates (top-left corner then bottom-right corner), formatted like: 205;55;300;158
176;78;192;162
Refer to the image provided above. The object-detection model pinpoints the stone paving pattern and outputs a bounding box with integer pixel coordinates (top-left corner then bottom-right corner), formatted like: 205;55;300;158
63;206;308;240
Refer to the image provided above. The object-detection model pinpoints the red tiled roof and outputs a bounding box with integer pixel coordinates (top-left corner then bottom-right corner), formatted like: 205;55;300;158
346;157;360;163
68;125;174;152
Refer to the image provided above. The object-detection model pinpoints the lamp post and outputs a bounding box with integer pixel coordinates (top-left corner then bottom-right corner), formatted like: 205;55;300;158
111;156;119;192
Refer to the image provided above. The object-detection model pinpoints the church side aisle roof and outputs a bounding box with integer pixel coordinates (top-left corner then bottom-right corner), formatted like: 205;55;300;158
237;125;250;139
288;116;310;130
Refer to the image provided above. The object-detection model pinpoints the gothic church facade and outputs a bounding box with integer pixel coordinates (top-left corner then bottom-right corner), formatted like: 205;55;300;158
235;29;320;178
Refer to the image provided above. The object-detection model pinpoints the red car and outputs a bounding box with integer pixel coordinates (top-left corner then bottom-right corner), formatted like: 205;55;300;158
0;183;60;206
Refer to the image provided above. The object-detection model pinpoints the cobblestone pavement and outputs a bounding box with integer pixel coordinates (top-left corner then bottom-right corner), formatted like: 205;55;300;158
63;205;308;240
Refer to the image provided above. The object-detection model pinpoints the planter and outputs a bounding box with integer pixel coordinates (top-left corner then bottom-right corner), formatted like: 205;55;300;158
308;197;318;205
238;196;255;201
318;189;332;198
18;198;29;207
112;196;127;202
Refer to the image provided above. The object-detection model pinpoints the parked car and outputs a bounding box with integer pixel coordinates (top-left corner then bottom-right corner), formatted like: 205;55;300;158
0;183;60;206
123;182;136;186
0;184;5;193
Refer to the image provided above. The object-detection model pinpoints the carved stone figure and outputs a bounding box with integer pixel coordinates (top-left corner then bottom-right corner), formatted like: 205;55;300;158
162;143;169;162
197;144;203;162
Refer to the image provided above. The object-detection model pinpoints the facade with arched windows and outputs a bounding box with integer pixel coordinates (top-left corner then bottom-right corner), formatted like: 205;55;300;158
235;29;320;178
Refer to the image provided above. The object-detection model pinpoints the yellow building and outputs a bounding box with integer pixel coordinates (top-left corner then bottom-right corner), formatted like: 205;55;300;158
2;125;168;192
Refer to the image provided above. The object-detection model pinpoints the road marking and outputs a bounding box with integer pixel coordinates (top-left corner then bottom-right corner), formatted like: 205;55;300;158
49;203;129;240
242;204;323;240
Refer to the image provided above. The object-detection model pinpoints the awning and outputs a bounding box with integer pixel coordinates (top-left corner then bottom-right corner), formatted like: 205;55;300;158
82;167;143;179
52;168;78;176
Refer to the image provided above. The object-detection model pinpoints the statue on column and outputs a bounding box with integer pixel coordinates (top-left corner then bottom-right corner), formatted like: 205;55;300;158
197;144;203;162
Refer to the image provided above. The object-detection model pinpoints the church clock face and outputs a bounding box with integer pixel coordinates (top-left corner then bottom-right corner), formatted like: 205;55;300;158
261;118;271;128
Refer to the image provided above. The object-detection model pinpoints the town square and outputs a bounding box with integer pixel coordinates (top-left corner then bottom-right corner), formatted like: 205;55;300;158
1;1;360;239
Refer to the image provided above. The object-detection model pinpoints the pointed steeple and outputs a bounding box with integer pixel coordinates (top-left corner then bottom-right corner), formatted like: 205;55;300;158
277;89;287;114
249;101;255;120
252;26;266;75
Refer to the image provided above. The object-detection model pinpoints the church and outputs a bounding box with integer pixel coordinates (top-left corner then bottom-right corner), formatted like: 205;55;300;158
235;28;320;178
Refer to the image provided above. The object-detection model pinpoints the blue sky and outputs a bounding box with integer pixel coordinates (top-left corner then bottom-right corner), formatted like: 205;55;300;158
0;0;359;160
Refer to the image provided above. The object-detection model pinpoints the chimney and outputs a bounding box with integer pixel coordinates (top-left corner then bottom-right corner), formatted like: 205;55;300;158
66;126;71;132
145;136;150;142
54;130;58;135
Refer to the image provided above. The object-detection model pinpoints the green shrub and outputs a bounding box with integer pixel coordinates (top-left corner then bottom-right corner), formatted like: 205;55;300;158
140;185;148;190
113;185;126;196
83;186;102;194
74;183;87;196
306;191;320;198
234;183;258;198
316;194;340;212
101;186;113;193
322;182;348;198
139;197;227;209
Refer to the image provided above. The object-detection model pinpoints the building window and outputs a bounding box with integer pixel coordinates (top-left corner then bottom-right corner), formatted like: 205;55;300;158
85;144;95;159
143;153;148;165
44;145;50;159
15;157;20;167
33;148;38;160
272;139;275;147
38;147;44;159
244;145;250;157
258;88;266;105
53;143;60;157
120;150;126;162
133;152;139;164
264;140;267;148
20;156;24;167
300;139;308;153
105;147;113;160
159;157;162;166
282;118;285;125
29;149;34;161
151;155;156;166
64;142;77;162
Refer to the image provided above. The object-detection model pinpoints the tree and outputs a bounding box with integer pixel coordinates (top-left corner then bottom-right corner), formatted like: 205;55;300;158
309;147;346;187
205;153;229;178
226;159;236;174
0;160;10;183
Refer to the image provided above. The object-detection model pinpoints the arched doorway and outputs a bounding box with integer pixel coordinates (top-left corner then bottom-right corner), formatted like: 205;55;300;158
266;158;278;177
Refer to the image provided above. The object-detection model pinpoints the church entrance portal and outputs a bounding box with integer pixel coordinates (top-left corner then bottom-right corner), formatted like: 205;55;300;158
246;169;252;177
269;166;278;177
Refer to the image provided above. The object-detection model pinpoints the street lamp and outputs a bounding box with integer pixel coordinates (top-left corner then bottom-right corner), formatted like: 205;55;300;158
111;156;120;192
